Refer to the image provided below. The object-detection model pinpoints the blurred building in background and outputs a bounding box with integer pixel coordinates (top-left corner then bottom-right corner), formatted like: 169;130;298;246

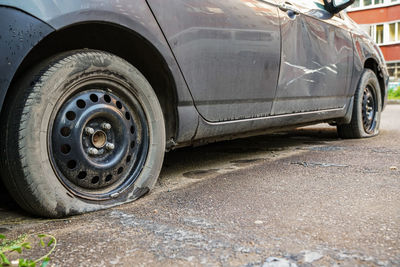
347;0;400;89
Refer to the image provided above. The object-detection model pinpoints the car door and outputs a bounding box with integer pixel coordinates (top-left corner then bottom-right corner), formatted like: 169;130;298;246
271;0;353;115
146;0;281;122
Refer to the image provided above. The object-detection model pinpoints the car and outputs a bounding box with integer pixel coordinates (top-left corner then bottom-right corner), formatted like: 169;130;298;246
0;0;388;217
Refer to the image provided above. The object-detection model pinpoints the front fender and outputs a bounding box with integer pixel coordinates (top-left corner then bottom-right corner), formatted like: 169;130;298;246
0;6;54;111
0;0;200;144
351;32;389;108
344;14;388;107
0;0;178;80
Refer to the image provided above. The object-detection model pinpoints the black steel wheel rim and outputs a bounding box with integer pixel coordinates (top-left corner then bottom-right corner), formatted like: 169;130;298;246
49;78;149;200
361;84;377;134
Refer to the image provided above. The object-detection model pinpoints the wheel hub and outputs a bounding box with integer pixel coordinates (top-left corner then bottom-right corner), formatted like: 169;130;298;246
50;88;149;197
362;85;376;134
91;130;107;149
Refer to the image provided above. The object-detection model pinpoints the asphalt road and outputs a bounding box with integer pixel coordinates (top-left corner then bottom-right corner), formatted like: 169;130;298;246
1;105;399;267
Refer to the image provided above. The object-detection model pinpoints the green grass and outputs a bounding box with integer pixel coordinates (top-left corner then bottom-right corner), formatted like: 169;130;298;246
388;86;400;100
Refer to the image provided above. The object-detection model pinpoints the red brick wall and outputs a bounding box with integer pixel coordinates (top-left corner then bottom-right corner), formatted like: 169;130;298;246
347;5;400;24
380;45;400;62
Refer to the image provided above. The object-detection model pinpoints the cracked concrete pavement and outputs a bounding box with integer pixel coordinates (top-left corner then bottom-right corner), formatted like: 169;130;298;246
0;105;399;266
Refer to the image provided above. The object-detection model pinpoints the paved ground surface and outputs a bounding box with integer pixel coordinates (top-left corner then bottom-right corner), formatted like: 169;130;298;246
1;105;399;267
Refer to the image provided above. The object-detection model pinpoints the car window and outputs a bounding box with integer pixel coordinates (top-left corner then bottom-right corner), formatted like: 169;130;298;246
292;0;326;10
291;0;343;19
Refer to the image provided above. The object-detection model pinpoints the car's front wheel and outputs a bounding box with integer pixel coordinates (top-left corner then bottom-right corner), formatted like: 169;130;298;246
337;69;382;139
0;50;165;217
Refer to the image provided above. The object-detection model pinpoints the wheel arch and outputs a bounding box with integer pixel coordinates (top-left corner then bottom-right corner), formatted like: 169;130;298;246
2;22;178;143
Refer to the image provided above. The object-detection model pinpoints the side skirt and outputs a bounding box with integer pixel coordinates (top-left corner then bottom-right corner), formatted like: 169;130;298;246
188;106;347;146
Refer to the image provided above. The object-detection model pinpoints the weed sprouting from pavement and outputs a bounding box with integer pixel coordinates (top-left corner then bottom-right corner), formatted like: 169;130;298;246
0;234;56;267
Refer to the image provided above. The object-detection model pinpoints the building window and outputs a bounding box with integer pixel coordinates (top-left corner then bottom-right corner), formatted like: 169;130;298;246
367;21;400;45
389;23;396;42
387;62;400;82
398;21;400;39
350;0;399;9
376;24;384;43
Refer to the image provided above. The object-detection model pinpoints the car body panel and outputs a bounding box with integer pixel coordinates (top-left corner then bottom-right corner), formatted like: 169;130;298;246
272;0;354;115
0;7;53;112
0;0;200;144
146;0;281;122
194;104;347;141
0;0;194;103
344;14;389;109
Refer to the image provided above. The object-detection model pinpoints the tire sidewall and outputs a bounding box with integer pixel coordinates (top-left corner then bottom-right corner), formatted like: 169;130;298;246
21;51;165;216
354;69;382;138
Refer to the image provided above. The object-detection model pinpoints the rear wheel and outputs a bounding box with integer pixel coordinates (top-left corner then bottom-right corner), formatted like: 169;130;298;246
337;69;381;139
0;50;165;217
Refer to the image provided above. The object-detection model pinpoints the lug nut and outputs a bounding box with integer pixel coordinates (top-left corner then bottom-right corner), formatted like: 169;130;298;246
85;127;95;135
88;147;99;155
106;143;115;151
101;123;112;130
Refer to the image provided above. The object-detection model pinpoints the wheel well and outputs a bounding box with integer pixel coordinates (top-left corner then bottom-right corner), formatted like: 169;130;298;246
364;58;385;107
5;22;177;142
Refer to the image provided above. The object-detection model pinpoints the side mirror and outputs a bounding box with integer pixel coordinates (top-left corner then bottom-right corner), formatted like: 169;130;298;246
323;0;355;14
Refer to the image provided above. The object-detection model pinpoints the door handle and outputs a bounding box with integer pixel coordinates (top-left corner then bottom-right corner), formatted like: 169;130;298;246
279;2;301;16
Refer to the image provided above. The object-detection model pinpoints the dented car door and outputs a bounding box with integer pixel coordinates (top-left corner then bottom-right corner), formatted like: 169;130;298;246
146;0;281;122
271;0;353;115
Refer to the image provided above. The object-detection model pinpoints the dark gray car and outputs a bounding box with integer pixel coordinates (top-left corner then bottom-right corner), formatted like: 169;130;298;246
0;0;388;217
